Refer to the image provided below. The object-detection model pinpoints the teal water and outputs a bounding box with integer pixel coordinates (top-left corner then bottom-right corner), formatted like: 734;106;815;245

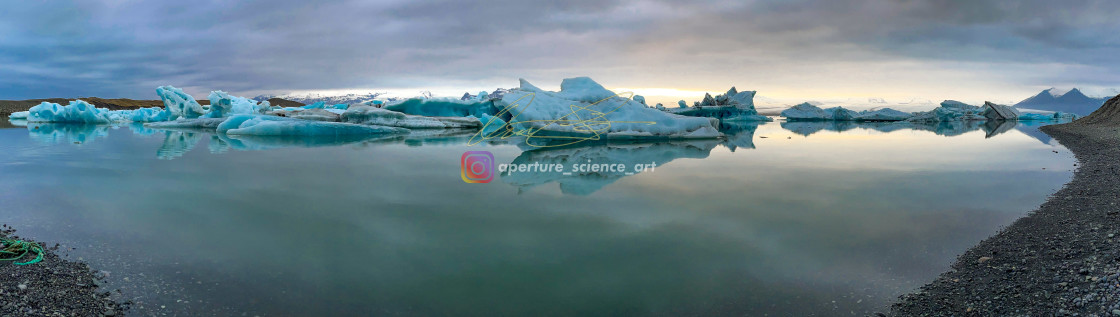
0;118;1076;316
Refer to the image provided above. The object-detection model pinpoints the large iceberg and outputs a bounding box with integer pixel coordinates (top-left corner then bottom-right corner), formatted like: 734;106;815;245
25;100;112;123
382;98;498;118
498;77;722;144
853;108;913;121
157;86;206;119
341;106;481;129
782;103;837;121
906;100;985;122
111;107;172;122
980;102;1021;121
216;115;410;136
667;87;772;121
781;102;911;121
208;91;270;117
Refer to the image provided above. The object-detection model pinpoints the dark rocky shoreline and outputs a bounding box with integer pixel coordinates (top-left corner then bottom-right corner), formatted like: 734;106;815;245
0;226;128;316
891;96;1120;316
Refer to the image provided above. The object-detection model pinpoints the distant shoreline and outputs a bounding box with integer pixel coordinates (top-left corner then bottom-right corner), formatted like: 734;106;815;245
890;96;1120;315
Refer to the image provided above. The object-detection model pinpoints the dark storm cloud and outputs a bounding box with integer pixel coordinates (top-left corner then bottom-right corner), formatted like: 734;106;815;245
0;0;1117;99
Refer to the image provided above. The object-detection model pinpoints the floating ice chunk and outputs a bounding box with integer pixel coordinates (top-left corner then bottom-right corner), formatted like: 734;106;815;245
825;107;858;121
382;98;498;118
331;104;349;110
906;100;984;122
301;101;327;110
677;100;687;108
669;87;771;121
342;106;481;129
633;95;646;106
207;91;270;117
157;86;206;119
26;101;112;123
9;111;29;119
111;107;172;122
980;102;1020;121
268;108;342;122
217;114;410;136
499;77;722;142
853;108;913;121
781;103;830;121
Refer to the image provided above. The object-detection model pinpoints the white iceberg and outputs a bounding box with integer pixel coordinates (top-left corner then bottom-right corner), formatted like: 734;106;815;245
341;106;481;129
498;77;722;142
9;111;29;119
216;115;410;136
25;100;112;123
157;86;206;119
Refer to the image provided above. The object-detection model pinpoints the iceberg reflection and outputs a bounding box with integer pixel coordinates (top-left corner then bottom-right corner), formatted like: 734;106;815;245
501;140;720;195
26;123;110;145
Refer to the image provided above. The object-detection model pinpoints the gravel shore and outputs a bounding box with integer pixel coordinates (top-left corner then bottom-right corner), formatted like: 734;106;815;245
891;96;1120;316
0;226;128;316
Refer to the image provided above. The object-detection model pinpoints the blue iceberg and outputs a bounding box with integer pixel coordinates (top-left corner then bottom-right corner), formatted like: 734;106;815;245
157;86;206;119
25;100;112;123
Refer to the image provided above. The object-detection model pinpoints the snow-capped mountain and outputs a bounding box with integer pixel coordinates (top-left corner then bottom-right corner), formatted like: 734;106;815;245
1013;88;1110;116
252;92;390;105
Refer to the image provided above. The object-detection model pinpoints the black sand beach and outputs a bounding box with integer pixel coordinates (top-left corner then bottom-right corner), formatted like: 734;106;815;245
891;95;1120;316
0;226;128;316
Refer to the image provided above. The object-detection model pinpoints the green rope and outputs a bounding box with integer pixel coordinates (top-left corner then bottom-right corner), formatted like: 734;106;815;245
0;238;44;265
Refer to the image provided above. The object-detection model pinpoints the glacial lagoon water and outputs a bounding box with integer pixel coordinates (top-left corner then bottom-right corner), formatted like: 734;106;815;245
0;117;1077;316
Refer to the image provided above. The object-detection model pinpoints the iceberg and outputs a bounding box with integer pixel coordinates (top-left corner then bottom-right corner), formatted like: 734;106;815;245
157;86;206;119
25;100;112;123
111;107;172;122
382;98;498;118
216;114;410;136
9;111;29;120
906;100;984;122
499;77;723;144
667;87;772;121
980;102;1020;121
341;106;481;129
781;103;868;121
852;108;913;121
208;91;270;117
268;108;343;122
301;101;327;110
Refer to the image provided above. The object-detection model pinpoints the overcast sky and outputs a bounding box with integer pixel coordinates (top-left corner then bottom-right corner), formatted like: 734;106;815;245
1;0;1118;105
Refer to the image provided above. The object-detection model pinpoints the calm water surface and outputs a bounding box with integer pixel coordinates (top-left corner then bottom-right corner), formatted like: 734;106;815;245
0;118;1076;316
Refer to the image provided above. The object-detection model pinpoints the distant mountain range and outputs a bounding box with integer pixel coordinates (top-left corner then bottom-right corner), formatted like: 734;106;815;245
252;92;390;105
1013;88;1113;116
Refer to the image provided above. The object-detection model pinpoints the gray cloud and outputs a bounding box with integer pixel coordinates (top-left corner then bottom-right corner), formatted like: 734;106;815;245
0;0;1117;100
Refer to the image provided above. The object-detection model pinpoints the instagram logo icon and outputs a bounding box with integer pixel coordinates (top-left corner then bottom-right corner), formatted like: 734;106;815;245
461;151;494;183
